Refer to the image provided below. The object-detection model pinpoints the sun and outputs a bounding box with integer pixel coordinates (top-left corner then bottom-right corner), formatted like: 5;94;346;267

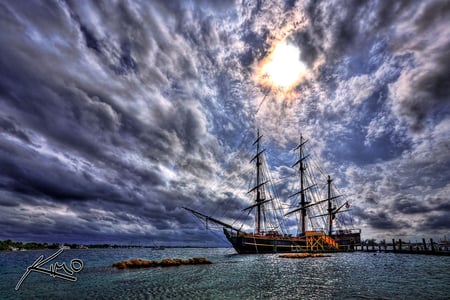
256;41;308;93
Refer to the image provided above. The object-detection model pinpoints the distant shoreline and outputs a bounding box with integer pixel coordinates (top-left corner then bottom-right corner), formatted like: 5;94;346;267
0;239;230;251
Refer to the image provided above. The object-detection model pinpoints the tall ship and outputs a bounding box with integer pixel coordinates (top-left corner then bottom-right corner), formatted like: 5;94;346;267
184;131;361;254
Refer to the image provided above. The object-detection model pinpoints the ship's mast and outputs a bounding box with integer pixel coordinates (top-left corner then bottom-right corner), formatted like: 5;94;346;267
256;130;262;234
292;136;310;236
327;175;333;236
250;130;265;234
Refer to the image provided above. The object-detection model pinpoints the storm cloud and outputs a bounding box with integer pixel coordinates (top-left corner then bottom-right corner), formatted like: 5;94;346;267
0;0;448;245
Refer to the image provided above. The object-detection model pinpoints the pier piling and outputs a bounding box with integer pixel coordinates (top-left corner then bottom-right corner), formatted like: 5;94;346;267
357;237;450;256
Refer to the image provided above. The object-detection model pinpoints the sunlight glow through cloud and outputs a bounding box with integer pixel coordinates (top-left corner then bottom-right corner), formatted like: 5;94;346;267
257;41;307;92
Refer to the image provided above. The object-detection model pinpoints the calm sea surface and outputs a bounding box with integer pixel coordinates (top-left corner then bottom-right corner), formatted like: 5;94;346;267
1;247;449;299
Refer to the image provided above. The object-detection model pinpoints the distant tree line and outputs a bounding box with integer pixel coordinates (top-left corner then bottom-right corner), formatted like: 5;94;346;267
1;239;222;250
0;239;60;251
0;239;156;251
362;239;378;246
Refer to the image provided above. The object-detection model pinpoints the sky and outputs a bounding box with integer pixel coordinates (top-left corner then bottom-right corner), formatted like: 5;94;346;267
0;0;449;246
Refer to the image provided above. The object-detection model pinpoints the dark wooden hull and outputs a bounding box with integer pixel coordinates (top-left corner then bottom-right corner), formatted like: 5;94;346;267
223;228;340;254
332;229;361;250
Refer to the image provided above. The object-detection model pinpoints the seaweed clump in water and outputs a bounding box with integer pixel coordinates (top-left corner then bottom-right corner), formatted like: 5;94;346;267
279;253;331;258
112;257;212;269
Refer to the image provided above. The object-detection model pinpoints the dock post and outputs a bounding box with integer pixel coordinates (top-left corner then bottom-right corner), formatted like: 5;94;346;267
399;239;402;252
422;238;427;251
430;239;435;252
392;239;396;252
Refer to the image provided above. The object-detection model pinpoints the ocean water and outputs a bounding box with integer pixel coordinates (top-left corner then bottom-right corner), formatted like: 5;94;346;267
1;247;449;299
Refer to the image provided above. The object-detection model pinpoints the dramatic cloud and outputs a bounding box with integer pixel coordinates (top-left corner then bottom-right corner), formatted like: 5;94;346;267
0;0;448;245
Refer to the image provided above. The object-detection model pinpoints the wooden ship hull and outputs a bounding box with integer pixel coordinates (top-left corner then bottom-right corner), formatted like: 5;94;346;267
224;228;341;254
332;229;361;250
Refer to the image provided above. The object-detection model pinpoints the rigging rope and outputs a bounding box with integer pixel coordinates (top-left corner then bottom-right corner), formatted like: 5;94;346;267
186;85;358;239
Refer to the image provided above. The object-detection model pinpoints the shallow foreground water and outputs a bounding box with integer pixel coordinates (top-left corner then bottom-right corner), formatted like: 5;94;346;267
1;247;449;299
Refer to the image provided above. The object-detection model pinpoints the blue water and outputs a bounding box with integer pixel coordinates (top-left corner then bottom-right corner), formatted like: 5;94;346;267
1;248;449;299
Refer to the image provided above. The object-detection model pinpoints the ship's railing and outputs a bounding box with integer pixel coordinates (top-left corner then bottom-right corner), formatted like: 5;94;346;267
305;230;325;236
332;229;361;235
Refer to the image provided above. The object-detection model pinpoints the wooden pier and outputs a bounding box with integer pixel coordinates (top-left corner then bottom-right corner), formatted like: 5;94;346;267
355;238;450;256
